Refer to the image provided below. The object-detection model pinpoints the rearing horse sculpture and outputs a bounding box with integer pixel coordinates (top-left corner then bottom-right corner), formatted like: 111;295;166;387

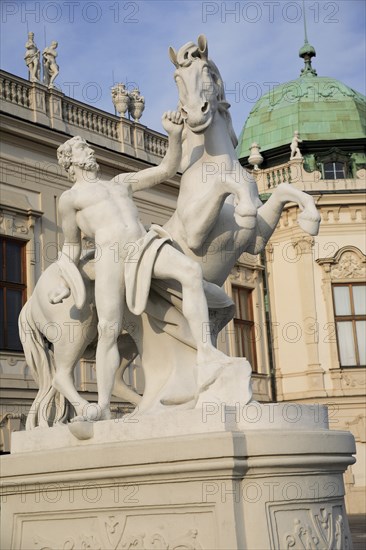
164;35;320;287
19;35;320;428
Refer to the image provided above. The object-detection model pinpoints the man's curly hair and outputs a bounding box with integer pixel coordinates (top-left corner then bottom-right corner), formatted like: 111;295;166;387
57;136;87;182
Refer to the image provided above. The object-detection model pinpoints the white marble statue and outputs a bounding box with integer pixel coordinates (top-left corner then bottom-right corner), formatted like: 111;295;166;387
42;41;59;88
20;35;321;429
20;112;233;425
24;32;40;83
290;130;303;159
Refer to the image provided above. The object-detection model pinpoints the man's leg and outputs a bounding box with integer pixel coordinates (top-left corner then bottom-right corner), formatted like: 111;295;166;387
153;245;228;365
93;249;124;420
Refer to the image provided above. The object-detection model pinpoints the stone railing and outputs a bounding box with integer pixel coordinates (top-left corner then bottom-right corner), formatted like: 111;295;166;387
251;156;365;194
0;73;31;108
144;131;168;157
251;158;314;194
265;164;293;189
62;97;119;140
0;70;168;164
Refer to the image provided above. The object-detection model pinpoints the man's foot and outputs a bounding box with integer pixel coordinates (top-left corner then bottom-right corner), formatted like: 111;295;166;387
196;346;231;393
70;404;111;423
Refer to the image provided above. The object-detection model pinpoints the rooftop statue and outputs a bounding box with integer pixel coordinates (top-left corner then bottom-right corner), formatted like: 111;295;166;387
43;40;59;88
24;32;40;83
19;36;321;430
290;130;303;160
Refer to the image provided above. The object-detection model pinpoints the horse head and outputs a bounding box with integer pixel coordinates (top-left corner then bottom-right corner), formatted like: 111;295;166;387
169;35;228;134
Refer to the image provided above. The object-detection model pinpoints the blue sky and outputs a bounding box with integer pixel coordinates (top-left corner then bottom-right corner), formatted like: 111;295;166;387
1;0;365;136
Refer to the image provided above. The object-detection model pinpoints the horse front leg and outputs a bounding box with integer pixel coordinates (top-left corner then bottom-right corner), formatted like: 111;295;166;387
249;183;320;255
223;175;258;230
275;182;320;235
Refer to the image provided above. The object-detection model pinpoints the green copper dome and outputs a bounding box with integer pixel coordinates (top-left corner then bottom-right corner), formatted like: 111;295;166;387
237;75;366;159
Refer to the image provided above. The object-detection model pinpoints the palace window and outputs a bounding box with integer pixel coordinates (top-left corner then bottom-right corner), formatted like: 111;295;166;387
232;285;258;372
322;161;346;180
333;283;366;367
0;237;27;351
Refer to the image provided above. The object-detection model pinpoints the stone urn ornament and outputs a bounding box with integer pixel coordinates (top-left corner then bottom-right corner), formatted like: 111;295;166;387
248;142;264;170
111;83;130;117
129;88;145;122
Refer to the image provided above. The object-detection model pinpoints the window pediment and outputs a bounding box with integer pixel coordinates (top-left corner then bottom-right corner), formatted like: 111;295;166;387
317;246;366;280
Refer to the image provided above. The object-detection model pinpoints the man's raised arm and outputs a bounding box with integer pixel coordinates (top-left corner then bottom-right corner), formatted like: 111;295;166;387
112;111;183;193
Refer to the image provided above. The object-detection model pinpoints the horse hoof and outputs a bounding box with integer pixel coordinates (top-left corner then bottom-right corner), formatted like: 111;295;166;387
68;420;94;440
298;213;320;236
234;212;257;230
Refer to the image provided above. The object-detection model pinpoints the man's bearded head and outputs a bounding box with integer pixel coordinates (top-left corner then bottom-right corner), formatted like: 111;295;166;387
57;136;99;183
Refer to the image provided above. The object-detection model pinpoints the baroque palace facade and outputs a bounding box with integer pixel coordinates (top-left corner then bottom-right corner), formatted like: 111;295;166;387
0;53;365;514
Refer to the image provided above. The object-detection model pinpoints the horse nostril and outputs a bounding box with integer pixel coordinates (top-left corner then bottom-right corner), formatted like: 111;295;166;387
181;107;188;119
201;102;209;113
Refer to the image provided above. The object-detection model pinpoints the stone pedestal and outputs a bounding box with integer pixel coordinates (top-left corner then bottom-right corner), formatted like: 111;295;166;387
1;405;355;549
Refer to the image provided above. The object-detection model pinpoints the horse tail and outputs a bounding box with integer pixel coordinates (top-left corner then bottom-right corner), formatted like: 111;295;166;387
19;299;69;429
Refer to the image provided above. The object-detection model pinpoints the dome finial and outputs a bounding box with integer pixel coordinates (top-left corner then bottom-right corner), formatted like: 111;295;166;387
299;0;317;77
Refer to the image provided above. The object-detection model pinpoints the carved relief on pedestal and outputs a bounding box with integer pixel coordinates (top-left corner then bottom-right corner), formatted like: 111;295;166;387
34;527;202;550
20;511;209;550
268;503;351;550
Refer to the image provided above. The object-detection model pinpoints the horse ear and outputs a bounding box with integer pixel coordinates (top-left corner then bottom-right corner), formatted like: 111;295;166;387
197;35;208;58
169;46;179;67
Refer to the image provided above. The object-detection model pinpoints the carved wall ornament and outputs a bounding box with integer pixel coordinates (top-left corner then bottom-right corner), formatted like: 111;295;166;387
317;246;366;280
292;236;315;255
345;414;366;443
229;265;258;285
341;372;366;389
331;252;365;279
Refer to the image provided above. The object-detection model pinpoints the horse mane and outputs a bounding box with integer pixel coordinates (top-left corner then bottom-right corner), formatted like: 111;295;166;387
174;42;238;149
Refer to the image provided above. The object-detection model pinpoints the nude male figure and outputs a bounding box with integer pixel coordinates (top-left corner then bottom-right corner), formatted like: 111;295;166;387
52;112;229;421
290;130;303;159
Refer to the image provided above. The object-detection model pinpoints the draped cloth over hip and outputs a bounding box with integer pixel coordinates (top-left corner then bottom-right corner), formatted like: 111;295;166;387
124;224;172;316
